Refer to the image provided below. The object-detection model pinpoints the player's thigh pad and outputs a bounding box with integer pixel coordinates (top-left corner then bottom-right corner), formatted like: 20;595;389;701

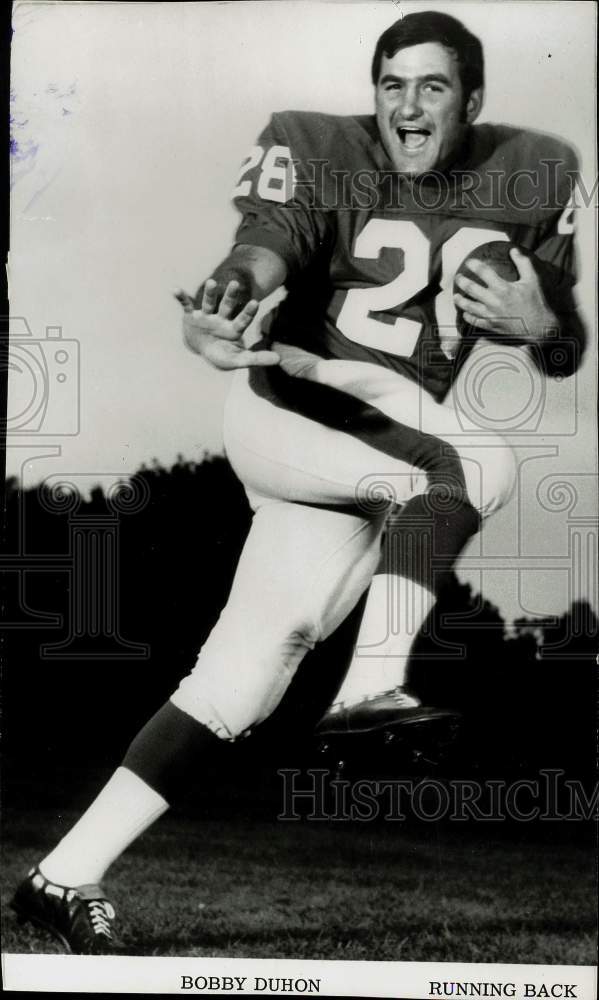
225;368;427;511
170;499;385;739
237;345;517;518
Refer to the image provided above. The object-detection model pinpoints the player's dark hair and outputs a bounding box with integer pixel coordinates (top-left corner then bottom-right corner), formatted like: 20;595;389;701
371;11;484;98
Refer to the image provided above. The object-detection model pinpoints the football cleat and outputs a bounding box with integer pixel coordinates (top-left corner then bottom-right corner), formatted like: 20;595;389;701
11;866;117;954
316;687;459;735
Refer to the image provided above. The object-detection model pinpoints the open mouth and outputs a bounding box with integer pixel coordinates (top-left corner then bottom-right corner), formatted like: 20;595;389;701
396;126;431;150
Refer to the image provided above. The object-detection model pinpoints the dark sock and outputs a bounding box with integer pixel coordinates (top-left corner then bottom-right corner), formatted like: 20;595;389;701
378;490;480;594
122;701;224;801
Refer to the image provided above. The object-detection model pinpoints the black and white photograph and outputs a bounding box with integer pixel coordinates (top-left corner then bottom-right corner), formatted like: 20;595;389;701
3;1;598;996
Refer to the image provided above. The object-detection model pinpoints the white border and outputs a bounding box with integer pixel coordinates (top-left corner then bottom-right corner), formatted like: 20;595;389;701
2;955;598;998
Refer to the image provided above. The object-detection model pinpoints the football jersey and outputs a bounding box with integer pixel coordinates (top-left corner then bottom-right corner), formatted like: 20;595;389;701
233;112;582;401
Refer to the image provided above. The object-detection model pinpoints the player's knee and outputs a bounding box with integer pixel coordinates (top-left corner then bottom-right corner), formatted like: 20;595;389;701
171;665;300;740
170;621;317;740
475;439;517;517
169;683;240;741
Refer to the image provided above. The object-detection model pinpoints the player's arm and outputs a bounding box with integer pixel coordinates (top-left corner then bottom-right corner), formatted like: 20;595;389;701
176;244;287;370
453;147;587;377
521;201;587;379
177;112;327;370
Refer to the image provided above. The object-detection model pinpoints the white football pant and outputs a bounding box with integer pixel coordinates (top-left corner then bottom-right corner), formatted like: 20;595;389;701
171;345;516;738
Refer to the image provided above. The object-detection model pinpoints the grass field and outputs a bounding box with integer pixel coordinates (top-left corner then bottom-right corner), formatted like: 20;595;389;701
2;798;596;963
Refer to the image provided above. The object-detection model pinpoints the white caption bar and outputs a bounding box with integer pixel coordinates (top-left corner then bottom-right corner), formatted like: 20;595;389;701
1;956;597;999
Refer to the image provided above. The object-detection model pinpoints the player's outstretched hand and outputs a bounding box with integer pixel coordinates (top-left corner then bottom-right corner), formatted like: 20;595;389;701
174;280;280;370
453;248;558;342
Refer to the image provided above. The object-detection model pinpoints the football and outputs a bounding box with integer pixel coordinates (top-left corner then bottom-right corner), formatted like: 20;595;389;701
454;240;520;288
454;241;525;340
453;241;581;376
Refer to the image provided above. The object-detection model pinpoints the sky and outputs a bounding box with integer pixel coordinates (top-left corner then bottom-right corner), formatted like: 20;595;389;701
7;0;597;624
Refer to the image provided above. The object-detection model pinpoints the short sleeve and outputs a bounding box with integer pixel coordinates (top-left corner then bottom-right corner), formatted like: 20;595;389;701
533;145;579;281
531;154;587;377
232;113;330;276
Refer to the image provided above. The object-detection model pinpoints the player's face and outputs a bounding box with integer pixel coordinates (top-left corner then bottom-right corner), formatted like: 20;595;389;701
375;42;482;175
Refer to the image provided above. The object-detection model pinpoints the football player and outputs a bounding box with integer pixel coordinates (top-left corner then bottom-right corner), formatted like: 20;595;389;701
12;11;585;953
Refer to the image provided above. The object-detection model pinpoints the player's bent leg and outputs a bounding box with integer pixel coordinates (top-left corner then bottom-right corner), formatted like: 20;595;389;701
224;352;516;733
317;489;481;734
320;435;515;730
283;354;517;731
170;498;386;738
255;345;518;519
223;367;417;510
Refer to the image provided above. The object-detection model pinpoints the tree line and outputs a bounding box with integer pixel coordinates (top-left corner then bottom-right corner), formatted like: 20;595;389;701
3;456;597;784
